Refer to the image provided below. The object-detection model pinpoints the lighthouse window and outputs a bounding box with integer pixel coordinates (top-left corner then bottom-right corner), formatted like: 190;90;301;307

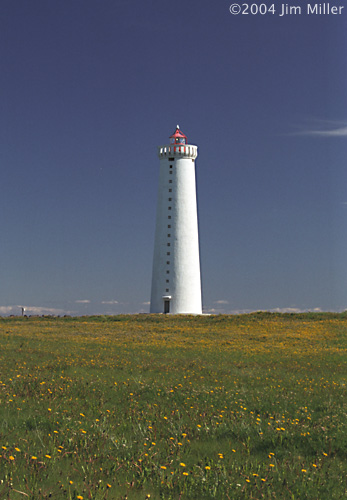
169;189;172;192
167;252;170;255
166;270;170;274
168;198;172;201
168;207;171;210
169;165;173;169
169;180;172;183
169;157;174;161
169;171;173;174
166;261;170;265
166;289;169;293
168;216;171;219
167;234;171;237
167;243;170;246
168;225;171;228
166;279;169;283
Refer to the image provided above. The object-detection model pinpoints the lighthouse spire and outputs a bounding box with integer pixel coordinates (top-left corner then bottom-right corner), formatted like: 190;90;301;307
169;125;188;145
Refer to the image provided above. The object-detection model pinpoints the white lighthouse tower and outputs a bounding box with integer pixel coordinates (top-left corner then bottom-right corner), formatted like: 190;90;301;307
150;126;202;314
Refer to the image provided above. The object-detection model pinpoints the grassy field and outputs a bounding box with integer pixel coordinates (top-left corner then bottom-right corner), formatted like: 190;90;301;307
0;313;347;499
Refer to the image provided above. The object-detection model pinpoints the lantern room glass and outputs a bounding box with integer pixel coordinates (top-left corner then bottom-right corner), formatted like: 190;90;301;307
170;137;186;144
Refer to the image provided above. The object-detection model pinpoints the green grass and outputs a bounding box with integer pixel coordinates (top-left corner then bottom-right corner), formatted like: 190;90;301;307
0;313;347;499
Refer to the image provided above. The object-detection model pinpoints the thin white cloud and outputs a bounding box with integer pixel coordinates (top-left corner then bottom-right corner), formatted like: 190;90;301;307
75;300;91;304
291;119;347;137
204;306;325;315
0;305;68;316
204;307;254;314
229;309;255;315
302;127;347;137
269;307;323;314
0;306;18;314
101;300;119;305
22;306;67;315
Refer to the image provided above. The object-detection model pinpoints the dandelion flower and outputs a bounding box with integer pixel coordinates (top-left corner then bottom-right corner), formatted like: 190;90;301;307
183;472;189;476
9;456;15;460
15;448;20;452
31;456;37;460
161;466;167;470
205;466;211;470
45;455;51;459
180;463;186;467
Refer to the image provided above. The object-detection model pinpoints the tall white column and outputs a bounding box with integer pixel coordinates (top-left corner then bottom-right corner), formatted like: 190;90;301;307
150;130;202;314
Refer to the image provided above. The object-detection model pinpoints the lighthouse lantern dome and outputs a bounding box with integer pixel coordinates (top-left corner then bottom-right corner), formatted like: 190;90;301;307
169;125;187;145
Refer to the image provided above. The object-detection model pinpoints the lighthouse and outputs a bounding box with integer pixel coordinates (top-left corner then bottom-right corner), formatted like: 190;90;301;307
150;126;202;314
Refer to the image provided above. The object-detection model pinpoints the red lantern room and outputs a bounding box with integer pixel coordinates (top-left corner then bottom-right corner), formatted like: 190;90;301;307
169;125;188;145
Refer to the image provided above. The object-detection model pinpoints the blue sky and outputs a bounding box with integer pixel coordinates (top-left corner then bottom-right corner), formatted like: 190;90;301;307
1;0;347;315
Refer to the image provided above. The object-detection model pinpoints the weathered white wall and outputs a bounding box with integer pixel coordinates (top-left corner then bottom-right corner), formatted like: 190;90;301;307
150;144;202;314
